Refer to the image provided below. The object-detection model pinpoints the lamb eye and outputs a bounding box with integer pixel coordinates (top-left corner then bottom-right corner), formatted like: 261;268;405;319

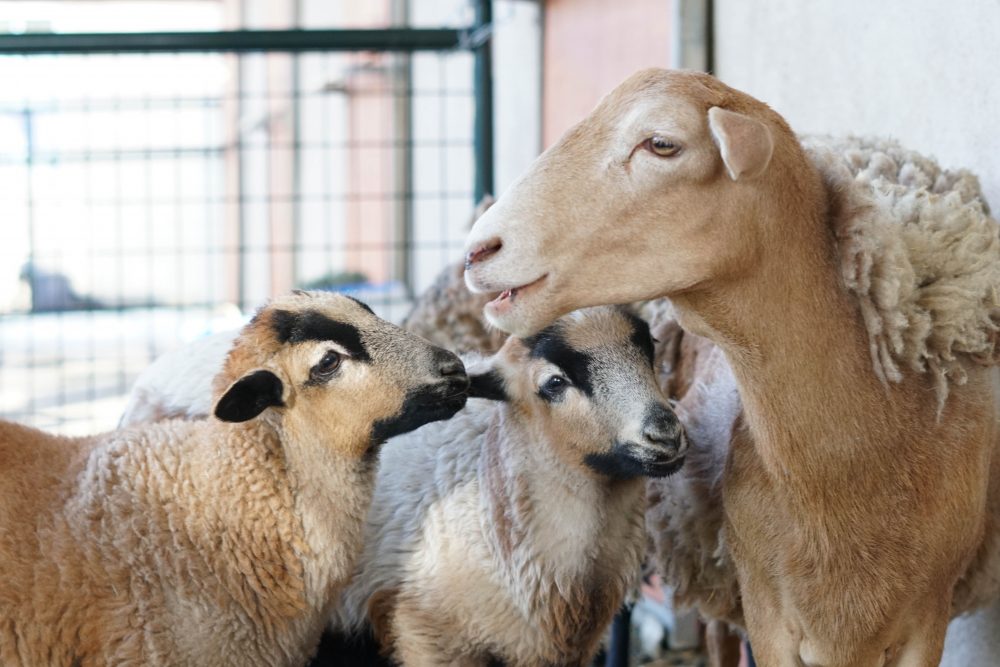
646;135;681;157
539;375;569;400
310;350;342;381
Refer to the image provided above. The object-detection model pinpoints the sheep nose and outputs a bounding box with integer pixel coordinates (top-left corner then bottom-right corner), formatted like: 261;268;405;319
433;350;466;379
643;425;685;455
642;406;687;456
465;238;502;268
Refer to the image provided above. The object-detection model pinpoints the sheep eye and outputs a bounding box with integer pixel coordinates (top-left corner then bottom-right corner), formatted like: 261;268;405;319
645;135;681;157
539;375;569;401
310;350;342;381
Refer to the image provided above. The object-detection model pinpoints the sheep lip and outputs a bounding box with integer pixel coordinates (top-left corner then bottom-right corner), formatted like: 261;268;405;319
370;385;468;445
486;274;549;315
642;456;685;478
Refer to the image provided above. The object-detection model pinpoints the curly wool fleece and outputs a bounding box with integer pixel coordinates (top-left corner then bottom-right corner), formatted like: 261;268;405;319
804;136;1000;408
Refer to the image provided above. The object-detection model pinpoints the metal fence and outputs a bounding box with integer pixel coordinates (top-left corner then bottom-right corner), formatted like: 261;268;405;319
0;10;493;434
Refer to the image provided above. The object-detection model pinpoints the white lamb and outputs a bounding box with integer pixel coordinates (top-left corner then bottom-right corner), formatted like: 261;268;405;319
333;305;687;666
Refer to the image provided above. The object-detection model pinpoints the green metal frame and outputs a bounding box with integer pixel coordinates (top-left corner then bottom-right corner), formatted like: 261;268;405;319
0;7;496;200
471;0;494;203
0;28;465;54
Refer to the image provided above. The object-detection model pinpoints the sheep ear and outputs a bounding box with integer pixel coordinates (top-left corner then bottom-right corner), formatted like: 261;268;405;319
214;370;285;423
707;107;774;180
468;369;509;402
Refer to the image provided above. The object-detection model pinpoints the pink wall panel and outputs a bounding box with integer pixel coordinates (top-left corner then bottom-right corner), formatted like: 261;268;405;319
543;0;672;147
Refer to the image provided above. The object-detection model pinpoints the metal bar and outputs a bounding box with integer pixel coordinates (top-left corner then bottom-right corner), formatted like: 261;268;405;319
0;29;466;54
604;606;631;667
392;0;414;299
705;0;715;73
472;0;495;202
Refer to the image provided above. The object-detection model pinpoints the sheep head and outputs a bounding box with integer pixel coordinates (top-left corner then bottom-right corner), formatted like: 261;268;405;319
464;68;800;337
213;291;469;459
468;305;687;479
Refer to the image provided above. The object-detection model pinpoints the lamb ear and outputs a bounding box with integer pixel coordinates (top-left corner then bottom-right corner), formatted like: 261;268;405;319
468;369;509;402
707;106;774;181
214;370;285;423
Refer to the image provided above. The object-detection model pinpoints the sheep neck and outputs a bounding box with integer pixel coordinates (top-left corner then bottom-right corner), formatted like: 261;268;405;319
670;187;914;489
267;418;376;610
480;409;646;583
158;417;371;641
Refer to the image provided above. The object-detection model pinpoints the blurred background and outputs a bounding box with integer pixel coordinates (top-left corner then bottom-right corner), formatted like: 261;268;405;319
1;1;998;665
6;0;995;438
0;0;539;433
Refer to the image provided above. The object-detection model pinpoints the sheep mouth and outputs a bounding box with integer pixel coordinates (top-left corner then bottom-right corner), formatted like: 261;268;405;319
641;456;686;478
485;274;548;316
585;445;686;480
369;381;468;445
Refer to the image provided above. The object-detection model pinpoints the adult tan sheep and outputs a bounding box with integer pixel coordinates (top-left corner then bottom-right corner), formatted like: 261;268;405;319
0;291;468;667
463;69;1000;667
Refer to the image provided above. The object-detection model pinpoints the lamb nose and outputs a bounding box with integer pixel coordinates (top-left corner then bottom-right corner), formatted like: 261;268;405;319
643;425;681;451
642;408;686;455
465;239;502;268
434;351;466;379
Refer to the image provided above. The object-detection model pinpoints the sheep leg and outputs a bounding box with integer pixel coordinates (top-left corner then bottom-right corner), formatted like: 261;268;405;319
705;620;741;667
390;598;486;667
890;593;950;667
736;585;801;667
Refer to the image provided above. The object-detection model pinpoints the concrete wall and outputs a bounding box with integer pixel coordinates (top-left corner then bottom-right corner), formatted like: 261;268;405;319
715;0;1000;209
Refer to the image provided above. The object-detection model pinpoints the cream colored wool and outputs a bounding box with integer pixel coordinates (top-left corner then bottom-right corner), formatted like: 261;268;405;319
804;136;1000;406
0;291;467;667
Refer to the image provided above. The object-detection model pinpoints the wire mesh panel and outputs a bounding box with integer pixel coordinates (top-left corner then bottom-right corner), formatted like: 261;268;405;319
0;29;484;434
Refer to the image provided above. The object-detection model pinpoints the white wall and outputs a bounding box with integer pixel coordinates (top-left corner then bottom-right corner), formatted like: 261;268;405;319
715;0;1000;209
493;0;542;194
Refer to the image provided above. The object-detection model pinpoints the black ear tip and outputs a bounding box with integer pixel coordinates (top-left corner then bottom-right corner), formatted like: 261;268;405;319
214;369;285;423
468;369;508;402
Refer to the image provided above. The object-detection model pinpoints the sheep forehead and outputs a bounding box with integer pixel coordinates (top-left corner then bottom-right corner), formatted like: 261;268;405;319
220;291;388;378
516;307;654;395
256;291;389;353
598;69;720;122
264;291;375;329
559;307;649;361
609;68;720;103
595;68;768;138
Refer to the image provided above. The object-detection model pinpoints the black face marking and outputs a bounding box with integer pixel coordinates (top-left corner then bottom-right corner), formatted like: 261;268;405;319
370;380;468;445
468;369;509;402
214;370;285;423
625;311;655;367
584;442;685;480
346;294;375;315
270;309;371;362
523;326;594;396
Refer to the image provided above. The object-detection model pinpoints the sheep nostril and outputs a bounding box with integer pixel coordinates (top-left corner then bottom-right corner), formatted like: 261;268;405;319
465;239;502;268
643;425;685;455
434;352;466;379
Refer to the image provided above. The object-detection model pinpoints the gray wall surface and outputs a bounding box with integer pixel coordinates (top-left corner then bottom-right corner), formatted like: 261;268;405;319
715;0;1000;209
